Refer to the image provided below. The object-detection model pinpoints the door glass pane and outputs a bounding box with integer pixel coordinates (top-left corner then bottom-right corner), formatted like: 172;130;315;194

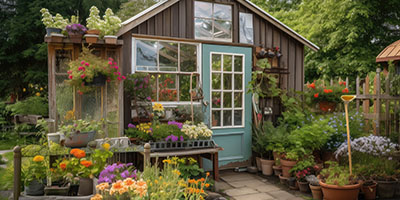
195;18;213;38
212;92;221;108
158;74;177;101
212;54;221;71
223;74;232;90
223;110;232;126
179;75;197;101
234;55;243;72
234;74;242;90
195;1;212;18
214;20;232;39
223;92;232;108
223;55;232;71
212;110;221;126
159;42;178;71
214;4;232;20
180;43;197;72
234;92;242;108
136;40;157;70
234;110;242;126
239;12;254;44
212;73;221;89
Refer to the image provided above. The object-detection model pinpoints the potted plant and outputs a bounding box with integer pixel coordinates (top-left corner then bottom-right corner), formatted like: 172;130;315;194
306;175;323;200
40;8;68;37
291;156;317;193
23;155;47;196
85;6;102;43
305;80;348;112
318;161;360;200
100;8;121;44
66;16;87;43
59;119;104;148
252;121;274;175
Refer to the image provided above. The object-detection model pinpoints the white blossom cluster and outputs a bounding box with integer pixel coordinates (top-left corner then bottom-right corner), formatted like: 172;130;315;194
334;135;398;159
181;122;213;140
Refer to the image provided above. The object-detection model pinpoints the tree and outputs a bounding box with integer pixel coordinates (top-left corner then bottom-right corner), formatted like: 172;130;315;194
117;0;158;21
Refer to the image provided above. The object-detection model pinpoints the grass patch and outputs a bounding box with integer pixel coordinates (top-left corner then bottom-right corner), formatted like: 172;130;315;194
0;152;14;190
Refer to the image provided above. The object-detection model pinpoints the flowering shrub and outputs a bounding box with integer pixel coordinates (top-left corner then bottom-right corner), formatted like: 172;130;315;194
86;6;101;30
181;121;213;140
99;8;121;36
98;163;137;184
23;155;47;185
168;121;183;129
40;8;68;29
124;73;152;101
305;80;348;104
66;24;87;35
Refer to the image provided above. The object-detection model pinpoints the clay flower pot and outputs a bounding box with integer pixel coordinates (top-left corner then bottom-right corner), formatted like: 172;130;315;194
375;178;397;199
104;35;117;44
272;165;282;176
280;159;297;178
279;174;289;186
260;158;274;176
84;34;99;43
288;177;299;190
361;181;377;200
319;181;361;200
297;180;311;193
309;184;323;200
255;157;262;171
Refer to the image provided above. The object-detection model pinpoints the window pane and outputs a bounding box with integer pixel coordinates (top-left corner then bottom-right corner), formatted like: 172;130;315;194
159;74;177;101
214;20;231;39
239;12;254;44
234;110;242;126
214;4;232;20
179;75;197;101
223;55;232;71
223;92;232;108
212;54;221;71
159;42;178;71
234;74;242;90
212;73;221;90
234;92;242;108
136;40;157;70
212;92;221;108
223;110;232;126
234;55;243;72
150;74;157;101
212;110;221;127
180;43;197;72
223;74;232;90
195;1;212;18
195;18;213;38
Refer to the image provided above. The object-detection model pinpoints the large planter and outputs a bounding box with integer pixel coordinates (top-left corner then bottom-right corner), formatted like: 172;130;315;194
25;179;45;196
319;101;336;112
85;74;107;86
78;178;93;196
46;27;62;36
278;174;289;186
84;34;99;43
298;180;311;193
255;157;262;171
64;130;96;148
260;159;274;176
272;165;282;176
69;33;83;43
361;181;377;200
309;184;323;200
376;178;397;199
280;159;297;178
319;181;361;200
44;186;70;196
68;184;79;196
104;35;117;44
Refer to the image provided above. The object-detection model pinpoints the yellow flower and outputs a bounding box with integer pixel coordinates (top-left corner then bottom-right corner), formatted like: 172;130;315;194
152;103;164;112
64;110;75;121
173;169;181;176
102;143;110;151
23;88;26;92
33;155;44;162
90;194;103;200
162;159;171;164
35;92;40;97
40;87;43;91
29;84;33;88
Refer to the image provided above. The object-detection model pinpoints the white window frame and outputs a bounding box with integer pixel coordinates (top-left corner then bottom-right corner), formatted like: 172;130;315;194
210;52;245;129
132;37;202;105
194;1;233;43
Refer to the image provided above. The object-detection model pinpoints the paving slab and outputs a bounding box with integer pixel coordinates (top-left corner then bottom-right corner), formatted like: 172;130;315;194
268;190;298;200
215;180;233;192
233;193;275;200
224;187;258;197
228;179;266;188
253;184;281;193
220;173;257;182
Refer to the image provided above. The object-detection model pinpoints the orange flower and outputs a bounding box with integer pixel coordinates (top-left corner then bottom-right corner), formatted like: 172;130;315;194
342;88;349;93
70;149;79;155
199;178;205;182
60;163;67;170
73;149;86;159
206;172;210;177
80;160;92;167
308;82;315;89
314;93;319;98
205;183;210;188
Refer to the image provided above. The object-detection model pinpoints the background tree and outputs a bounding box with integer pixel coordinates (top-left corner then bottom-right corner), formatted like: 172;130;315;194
117;0;158;21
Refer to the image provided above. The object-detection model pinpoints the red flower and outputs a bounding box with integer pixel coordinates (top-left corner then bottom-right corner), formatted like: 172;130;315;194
60;163;67;170
342;88;349;93
308;83;316;89
257;113;262;121
314;93;319;98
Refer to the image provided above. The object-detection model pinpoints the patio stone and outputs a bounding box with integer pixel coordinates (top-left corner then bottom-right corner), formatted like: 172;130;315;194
268;190;298;200
224;187;258;196
220;173;257;182
214;180;233;192
253;184;281;193
228;179;266;188
233;193;275;200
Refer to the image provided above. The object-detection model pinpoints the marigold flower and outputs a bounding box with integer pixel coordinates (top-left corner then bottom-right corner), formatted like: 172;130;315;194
96;182;109;191
60;163;67;170
205;183;210;188
314;93;319;98
199;178;205;182
80;160;92;167
90;194;103;200
162;159;171;164
308;82;315;89
206;172;210;177
73;149;86;159
70;149;79;155
33;155;44;162
35;92;40;97
102;143;110;151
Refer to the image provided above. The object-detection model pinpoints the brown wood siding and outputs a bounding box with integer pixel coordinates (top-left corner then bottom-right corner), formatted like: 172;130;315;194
122;32;132;128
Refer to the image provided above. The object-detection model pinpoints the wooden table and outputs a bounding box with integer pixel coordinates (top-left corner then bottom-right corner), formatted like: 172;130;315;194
139;147;223;181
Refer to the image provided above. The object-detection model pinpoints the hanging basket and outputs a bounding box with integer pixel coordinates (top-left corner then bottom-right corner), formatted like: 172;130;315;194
84;74;107;86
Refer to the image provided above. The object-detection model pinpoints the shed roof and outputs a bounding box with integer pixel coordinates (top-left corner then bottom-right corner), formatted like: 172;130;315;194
376;39;400;62
117;0;319;52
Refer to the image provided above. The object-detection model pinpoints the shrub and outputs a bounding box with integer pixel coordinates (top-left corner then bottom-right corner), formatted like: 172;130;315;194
6;96;48;116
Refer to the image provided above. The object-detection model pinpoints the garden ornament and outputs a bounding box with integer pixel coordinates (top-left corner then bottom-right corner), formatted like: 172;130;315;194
341;95;356;175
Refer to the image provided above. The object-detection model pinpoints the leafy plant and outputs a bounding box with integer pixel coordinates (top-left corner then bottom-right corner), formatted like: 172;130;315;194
124;73;152;101
171;157;204;180
58;119;104;138
39;8;68;29
23;155;47;185
100;8;121;36
66;24;87;35
86;6;102;30
6;96;48;116
152;124;184;141
305;80;348;104
247;58;281;98
318;161;357;186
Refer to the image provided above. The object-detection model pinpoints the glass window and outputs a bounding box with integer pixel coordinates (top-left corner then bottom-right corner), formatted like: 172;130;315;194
211;53;244;128
239;12;254;44
134;39;200;102
194;1;232;42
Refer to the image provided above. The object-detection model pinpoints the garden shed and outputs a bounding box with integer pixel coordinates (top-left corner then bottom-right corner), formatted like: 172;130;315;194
116;0;319;169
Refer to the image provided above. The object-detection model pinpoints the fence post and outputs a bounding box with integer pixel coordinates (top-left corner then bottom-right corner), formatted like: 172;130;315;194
376;68;381;135
356;76;360;111
13;146;21;200
143;143;151;169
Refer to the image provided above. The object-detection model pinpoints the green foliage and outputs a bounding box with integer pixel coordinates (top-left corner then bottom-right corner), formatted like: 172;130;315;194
90;148;114;176
151;124;184;141
173;105;204;124
59;119;104;138
0;102;12;126
86;6;102;30
117;0;158;21
388;61;400;96
248;59;281;98
40;8;69;29
319;161;357;186
0;152;14;190
289;156;315;174
100;8;121;36
124;73;152;101
6;96;48;116
279;91;311;132
172;157;205;180
349;152;399;179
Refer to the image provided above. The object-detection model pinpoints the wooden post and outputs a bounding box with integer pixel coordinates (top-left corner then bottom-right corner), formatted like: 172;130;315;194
356;76;360;111
376;68;381;135
385;75;390;136
13;146;21;200
363;75;370;132
143;143;151;169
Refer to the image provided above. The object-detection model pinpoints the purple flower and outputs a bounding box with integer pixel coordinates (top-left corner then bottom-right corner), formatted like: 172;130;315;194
128;123;136;128
168;121;183;129
180;135;184;141
165;135;171;141
172;135;178;142
146;96;151;101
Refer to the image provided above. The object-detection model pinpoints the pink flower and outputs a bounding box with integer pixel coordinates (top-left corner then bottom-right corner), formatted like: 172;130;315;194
81;61;85;65
78;66;85;71
85;62;89;66
69;75;73;79
117;72;121;76
67;70;72;74
114;66;119;70
108;61;112;65
117;77;121;81
108;58;114;61
81;74;86;79
122;76;126;80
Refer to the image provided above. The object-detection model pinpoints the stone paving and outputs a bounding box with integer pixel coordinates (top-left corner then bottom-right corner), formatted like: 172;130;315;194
215;170;309;200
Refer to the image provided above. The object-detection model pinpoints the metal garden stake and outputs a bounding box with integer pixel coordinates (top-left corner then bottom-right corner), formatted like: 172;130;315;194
341;95;356;175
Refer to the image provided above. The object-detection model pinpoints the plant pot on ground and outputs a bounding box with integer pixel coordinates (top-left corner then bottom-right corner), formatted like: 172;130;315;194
288;177;299;190
309;184;323;200
297;180;310;193
78;177;93;196
360;181;377;200
278;174;289;186
260;158;274;176
280;158;297;178
255;157;262;171
272;165;282;176
375;177;397;199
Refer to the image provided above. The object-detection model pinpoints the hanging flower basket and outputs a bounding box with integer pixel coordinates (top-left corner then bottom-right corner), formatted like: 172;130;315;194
84;74;107;86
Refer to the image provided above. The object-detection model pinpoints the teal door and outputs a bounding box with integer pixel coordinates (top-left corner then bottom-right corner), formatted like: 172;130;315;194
202;44;252;168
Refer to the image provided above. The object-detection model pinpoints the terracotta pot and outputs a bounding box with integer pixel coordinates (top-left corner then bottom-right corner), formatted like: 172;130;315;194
104;35;117;44
272;165;282;176
49;33;64;43
280;159;297;178
309;184;323;200
376;178;397;199
69;33;83;43
319;101;336;112
86;29;100;35
288;177;299;190
84;34;99;43
298;180;311;193
260;159;274;176
255;157;262;171
361;181;377;200
78;177;93;196
278;174;289;186
319;181;361;200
